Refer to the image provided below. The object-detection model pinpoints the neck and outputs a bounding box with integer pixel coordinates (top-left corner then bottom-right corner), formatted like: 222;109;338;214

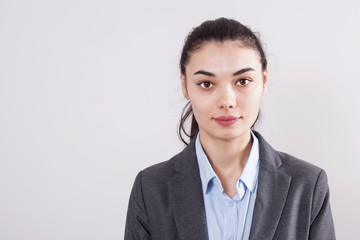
199;130;253;179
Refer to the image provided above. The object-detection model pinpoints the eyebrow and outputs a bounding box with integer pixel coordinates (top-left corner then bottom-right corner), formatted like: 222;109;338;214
193;67;255;77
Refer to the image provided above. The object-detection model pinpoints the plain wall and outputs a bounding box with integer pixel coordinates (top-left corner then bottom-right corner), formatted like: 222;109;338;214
1;0;359;239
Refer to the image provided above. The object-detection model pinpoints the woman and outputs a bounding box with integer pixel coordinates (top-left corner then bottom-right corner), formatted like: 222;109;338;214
125;18;335;240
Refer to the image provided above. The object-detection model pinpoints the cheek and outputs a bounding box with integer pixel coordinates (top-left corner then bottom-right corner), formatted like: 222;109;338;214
189;94;216;122
188;88;214;113
191;97;210;118
238;92;262;112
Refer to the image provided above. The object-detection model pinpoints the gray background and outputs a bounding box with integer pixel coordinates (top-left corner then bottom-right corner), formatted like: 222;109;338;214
1;0;359;239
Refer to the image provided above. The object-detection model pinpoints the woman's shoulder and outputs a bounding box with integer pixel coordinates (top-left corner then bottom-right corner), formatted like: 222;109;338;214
139;139;198;182
254;131;326;181
276;150;326;182
138;151;185;182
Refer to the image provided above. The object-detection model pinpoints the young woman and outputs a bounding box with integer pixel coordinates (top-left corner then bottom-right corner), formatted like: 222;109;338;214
125;18;335;240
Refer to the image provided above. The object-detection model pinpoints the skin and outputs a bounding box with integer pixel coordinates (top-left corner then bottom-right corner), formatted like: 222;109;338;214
180;40;268;198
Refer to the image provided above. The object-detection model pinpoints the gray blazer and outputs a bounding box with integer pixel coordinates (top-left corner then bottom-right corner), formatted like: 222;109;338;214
125;131;335;239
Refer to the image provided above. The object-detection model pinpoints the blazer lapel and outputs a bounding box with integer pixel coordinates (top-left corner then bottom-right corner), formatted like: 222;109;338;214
168;138;208;240
249;132;292;239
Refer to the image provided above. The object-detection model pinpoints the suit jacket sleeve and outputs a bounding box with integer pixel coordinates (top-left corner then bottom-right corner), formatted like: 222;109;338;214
309;169;336;240
125;171;151;240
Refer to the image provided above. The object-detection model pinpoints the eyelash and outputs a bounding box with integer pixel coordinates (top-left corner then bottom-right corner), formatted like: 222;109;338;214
198;81;214;89
197;79;252;89
236;78;251;86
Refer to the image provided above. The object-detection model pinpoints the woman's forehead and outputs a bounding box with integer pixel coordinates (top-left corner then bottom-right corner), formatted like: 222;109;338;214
186;41;262;75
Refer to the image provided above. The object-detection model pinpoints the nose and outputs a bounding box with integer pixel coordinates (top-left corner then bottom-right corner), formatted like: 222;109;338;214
218;86;236;109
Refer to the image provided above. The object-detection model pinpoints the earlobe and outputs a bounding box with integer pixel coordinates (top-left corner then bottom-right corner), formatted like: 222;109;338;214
262;70;268;95
180;73;189;100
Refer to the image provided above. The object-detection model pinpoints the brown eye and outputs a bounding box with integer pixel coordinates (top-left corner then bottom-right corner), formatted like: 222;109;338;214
199;81;214;89
236;79;250;86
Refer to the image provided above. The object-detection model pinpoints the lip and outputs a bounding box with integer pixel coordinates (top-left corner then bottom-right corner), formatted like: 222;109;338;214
213;115;240;126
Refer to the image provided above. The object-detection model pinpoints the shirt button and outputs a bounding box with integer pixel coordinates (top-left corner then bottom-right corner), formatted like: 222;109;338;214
226;200;234;207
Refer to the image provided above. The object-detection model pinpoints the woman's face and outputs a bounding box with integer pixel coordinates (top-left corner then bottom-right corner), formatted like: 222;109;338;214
181;40;267;142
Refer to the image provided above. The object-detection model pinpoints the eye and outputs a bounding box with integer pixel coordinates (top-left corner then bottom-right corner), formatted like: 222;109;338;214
198;81;214;89
236;78;251;86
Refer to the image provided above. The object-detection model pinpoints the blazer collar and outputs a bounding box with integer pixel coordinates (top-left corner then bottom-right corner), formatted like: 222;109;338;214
168;136;209;240
168;131;292;240
249;131;292;239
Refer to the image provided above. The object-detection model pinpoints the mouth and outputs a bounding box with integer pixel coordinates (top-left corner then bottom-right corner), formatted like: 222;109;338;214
213;115;240;126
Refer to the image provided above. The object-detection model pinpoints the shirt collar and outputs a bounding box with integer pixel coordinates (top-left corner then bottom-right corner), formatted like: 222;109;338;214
195;131;260;195
195;134;217;193
240;131;260;193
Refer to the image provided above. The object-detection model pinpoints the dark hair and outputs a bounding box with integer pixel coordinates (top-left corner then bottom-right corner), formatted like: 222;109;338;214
178;17;267;145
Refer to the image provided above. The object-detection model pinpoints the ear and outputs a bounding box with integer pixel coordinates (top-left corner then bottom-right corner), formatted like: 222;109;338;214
262;69;268;95
180;73;189;100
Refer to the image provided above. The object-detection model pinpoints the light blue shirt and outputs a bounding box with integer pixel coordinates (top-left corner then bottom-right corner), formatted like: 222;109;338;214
195;131;260;240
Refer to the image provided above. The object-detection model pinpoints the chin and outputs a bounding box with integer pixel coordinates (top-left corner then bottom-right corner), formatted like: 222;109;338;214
212;129;250;142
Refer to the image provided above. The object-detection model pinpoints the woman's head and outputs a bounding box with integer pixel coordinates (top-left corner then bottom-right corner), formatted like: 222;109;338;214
180;18;267;75
178;18;268;145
